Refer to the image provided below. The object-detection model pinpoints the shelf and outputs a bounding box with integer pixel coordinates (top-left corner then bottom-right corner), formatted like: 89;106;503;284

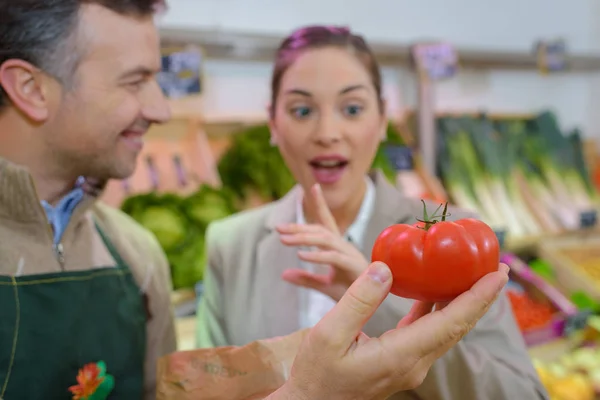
159;27;600;72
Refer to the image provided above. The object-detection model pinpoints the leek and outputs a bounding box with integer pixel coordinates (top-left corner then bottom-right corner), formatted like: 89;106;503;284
497;120;543;235
446;123;506;230
532;112;594;211
437;132;488;220
464;116;526;238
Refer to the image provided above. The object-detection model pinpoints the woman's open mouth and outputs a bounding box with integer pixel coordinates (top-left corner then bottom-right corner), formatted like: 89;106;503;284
309;155;349;185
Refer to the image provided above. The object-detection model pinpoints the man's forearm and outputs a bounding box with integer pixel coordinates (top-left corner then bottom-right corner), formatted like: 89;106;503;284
265;383;310;400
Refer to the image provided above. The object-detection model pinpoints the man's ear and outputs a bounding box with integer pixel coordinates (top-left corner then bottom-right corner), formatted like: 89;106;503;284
0;59;52;122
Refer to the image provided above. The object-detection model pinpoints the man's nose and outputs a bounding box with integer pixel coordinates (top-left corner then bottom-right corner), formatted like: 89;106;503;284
141;81;172;124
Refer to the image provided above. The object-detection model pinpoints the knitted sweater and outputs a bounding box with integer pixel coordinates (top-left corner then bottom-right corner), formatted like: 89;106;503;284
0;156;177;399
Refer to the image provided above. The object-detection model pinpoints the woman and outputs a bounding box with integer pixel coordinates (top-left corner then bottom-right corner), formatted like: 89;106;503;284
196;26;547;399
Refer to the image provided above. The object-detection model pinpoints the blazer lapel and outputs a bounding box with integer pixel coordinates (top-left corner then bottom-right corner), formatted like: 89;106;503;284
362;171;417;259
255;186;303;338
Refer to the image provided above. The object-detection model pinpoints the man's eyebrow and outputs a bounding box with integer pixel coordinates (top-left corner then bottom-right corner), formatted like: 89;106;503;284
119;66;160;79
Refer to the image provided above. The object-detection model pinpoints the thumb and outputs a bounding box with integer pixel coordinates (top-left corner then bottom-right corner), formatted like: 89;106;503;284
315;262;392;348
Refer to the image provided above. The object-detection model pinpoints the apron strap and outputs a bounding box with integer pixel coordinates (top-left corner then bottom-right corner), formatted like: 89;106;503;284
94;221;128;269
94;220;154;321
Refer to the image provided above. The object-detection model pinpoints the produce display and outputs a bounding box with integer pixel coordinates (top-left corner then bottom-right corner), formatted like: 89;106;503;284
121;185;238;289
534;359;596;400
436;111;599;241
533;331;600;400
507;289;556;332
536;236;600;308
371;201;499;302
558;247;600;289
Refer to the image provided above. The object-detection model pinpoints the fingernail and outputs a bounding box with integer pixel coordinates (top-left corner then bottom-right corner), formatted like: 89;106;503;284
367;262;391;284
499;263;510;274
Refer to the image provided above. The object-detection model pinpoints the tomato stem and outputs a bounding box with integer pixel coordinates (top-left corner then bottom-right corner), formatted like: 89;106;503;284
416;200;451;230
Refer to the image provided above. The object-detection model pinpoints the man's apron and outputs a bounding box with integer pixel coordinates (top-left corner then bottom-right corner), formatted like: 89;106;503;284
0;222;146;399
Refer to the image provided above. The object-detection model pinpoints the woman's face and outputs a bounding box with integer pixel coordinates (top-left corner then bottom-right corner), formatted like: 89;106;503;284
270;47;386;211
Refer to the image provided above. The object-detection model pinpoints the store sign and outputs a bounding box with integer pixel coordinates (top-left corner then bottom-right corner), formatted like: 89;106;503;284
411;42;459;81
384;145;414;171
157;46;203;98
534;39;567;73
579;209;597;229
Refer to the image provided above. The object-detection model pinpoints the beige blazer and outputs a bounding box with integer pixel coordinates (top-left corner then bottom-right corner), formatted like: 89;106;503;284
196;171;549;400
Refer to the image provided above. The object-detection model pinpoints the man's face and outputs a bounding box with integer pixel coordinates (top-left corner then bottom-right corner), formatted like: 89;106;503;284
45;4;170;182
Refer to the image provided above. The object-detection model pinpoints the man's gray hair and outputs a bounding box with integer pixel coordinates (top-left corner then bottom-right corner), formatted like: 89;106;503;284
0;0;162;108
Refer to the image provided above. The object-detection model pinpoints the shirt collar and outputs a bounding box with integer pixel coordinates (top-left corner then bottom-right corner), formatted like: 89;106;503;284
296;177;376;245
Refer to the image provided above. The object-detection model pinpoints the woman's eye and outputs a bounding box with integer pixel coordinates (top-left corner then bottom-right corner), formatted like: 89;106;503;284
291;106;312;119
344;105;363;117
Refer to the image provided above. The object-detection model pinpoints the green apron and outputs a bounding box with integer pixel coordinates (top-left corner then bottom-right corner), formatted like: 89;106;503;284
0;223;146;400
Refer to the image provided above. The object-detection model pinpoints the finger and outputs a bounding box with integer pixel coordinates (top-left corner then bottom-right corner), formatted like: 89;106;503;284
282;269;334;290
276;223;327;234
433;263;508;312
313;262;392;351
311;184;340;235
282;269;343;300
396;301;435;329
280;233;345;253
297;250;362;273
385;269;508;358
282;268;333;286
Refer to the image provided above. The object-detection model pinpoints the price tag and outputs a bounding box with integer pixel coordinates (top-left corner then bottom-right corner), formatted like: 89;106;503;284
579;209;597;229
564;310;592;336
411;42;458;81
494;229;507;249
384;146;414;171
534;39;567;73
157;46;203;98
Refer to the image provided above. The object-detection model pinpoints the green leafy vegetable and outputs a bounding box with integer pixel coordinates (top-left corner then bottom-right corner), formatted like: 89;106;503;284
121;185;238;290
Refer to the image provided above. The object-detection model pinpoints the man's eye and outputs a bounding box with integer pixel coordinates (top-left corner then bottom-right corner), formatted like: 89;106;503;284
127;81;145;91
344;105;363;117
291;106;312;118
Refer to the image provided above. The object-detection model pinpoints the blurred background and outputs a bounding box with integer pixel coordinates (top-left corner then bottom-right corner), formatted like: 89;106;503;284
104;1;600;397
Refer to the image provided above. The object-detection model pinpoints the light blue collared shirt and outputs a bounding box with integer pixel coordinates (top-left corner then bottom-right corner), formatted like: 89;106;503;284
41;186;85;245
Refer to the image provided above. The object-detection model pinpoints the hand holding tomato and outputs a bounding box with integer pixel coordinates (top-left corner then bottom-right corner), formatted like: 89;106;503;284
277;184;369;301
371;201;500;303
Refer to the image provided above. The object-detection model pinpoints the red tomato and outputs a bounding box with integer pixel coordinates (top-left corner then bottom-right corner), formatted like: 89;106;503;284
371;202;500;302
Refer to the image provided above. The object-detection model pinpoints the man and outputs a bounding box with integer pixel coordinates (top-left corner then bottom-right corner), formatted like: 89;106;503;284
0;1;175;399
0;1;512;399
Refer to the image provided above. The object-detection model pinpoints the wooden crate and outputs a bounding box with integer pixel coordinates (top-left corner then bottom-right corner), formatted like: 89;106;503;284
537;232;600;302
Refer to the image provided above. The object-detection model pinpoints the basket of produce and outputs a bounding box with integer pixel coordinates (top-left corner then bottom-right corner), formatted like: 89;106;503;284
501;254;582;347
530;316;600;400
537;233;600;302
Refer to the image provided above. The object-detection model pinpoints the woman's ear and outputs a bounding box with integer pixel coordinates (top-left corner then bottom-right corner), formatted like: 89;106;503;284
267;104;278;146
268;123;278;146
379;98;388;141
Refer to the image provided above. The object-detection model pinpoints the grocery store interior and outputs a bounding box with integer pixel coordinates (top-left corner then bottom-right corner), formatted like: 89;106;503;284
109;1;600;398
